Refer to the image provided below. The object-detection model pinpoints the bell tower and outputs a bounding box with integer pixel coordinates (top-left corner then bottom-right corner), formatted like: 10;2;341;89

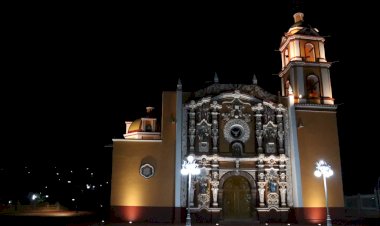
279;12;333;105
280;12;345;223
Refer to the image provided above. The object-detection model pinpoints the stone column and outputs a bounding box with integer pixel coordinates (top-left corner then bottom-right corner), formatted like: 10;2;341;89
190;179;196;207
276;105;285;154
211;112;219;152
252;103;264;153
210;180;219;207
279;182;287;207
188;101;197;152
210;101;221;153
258;182;266;207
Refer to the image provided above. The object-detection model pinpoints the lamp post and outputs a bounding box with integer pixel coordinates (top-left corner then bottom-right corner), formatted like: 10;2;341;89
181;155;200;226
314;160;334;226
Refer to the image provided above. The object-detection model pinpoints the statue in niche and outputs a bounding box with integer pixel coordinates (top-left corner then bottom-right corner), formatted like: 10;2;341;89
199;177;209;194
197;105;210;121
198;125;209;142
269;179;278;193
231;142;243;157
264;123;277;154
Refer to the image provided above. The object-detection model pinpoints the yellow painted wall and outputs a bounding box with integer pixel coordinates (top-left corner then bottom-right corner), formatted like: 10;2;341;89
296;110;344;207
111;91;176;207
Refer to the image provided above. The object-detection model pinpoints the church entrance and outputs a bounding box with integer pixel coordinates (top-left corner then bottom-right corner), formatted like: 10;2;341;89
222;176;252;219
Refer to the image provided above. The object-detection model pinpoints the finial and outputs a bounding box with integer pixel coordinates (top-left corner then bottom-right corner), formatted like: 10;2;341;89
214;72;219;83
252;74;258;85
177;78;182;90
293;12;304;23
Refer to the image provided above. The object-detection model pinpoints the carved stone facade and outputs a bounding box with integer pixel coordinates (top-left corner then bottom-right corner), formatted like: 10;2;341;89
182;88;290;219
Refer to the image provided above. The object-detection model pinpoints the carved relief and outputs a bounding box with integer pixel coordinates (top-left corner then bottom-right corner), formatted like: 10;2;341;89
221;93;252;122
223;119;250;143
198;193;211;208
188;109;196;151
263;102;276;124
181;90;292;214
197;119;212;152
263;121;278;154
267;193;279;206
196;101;210;122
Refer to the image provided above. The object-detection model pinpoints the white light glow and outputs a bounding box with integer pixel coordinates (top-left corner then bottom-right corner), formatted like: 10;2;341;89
32;194;37;200
314;170;322;177
181;168;188;175
314;160;334;178
187;155;194;162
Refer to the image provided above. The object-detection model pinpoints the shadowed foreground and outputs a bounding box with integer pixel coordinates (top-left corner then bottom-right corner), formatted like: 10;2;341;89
0;211;379;226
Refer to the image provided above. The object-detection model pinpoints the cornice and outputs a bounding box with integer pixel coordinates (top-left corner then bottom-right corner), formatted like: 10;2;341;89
279;35;325;51
295;103;337;112
278;61;332;77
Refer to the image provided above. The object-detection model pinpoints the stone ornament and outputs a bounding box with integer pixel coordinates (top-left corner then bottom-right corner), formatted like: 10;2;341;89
223;119;250;143
140;164;154;179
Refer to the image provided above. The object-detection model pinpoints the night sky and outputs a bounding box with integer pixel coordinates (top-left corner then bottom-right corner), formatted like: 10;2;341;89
1;0;378;206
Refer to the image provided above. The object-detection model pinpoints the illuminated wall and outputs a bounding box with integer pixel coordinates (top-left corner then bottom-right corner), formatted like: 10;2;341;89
110;92;177;222
296;110;344;208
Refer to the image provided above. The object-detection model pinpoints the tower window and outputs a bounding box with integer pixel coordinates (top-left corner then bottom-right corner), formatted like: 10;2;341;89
305;43;316;62
284;49;289;65
306;75;320;98
145;124;152;132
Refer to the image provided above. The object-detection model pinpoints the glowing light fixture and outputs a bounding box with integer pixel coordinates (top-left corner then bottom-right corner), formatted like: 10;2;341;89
181;155;201;226
314;160;334;226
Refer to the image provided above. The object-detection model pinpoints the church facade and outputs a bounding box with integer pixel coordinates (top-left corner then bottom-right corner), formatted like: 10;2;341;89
110;12;344;224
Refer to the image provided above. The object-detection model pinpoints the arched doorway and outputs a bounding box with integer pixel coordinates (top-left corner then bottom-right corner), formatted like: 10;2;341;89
223;176;252;219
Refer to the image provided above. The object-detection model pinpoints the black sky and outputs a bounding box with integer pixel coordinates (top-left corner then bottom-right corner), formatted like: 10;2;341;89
2;1;379;195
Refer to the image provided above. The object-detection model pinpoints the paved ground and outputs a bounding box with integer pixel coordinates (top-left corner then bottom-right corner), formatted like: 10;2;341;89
1;211;378;225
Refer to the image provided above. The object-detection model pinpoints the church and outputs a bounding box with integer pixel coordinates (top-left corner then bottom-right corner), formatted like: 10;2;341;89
110;12;344;224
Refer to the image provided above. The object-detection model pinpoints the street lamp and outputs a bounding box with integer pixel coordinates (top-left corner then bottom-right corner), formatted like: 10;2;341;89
314;160;334;226
181;155;200;226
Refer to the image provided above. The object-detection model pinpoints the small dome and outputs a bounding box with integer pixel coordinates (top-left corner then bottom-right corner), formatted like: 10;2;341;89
128;119;142;133
288;12;320;36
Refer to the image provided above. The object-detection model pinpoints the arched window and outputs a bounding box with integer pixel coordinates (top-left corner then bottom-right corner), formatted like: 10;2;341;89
306;74;320;98
284;49;289;65
305;43;315;62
